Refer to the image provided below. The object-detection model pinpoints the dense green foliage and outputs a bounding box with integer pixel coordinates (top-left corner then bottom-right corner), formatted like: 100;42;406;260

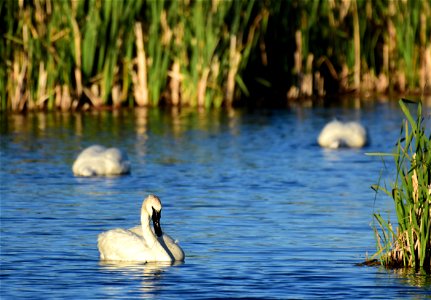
1;0;430;111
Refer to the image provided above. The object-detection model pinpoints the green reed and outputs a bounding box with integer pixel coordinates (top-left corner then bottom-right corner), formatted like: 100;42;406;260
275;0;430;98
170;0;263;108
1;0;430;111
369;99;430;270
1;0;263;111
0;1;264;110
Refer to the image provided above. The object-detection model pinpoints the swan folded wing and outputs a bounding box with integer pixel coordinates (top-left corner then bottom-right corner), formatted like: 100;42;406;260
128;225;142;235
128;225;177;243
73;157;106;176
318;120;367;148
72;145;130;176
127;225;185;261
103;148;131;175
344;122;367;147
73;155;129;176
98;229;152;261
317;121;343;148
162;236;185;261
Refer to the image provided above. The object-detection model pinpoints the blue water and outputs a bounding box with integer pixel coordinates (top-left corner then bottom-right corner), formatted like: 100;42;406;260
1;101;430;299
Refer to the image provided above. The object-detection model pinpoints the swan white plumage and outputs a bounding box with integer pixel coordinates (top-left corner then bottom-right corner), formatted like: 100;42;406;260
72;145;131;176
317;120;367;149
97;194;185;262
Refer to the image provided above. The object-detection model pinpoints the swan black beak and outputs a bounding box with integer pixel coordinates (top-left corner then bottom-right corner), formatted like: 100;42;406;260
152;207;163;237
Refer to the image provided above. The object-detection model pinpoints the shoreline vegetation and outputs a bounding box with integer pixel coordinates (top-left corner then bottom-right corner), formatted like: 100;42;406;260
1;0;431;112
368;99;431;273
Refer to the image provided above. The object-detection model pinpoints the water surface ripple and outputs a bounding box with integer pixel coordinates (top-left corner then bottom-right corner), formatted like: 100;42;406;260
1;103;430;299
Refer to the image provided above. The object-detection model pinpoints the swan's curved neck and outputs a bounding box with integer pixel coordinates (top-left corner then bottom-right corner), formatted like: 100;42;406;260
141;212;157;247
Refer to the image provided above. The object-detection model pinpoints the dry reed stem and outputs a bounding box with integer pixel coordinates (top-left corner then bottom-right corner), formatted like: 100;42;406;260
36;62;48;107
419;12;427;90
314;72;325;97
83;84;103;107
226;35;241;107
61;85;71;111
211;56;220;80
160;10;172;46
339;0;350;23
398;70;406;92
301;54;313;97
412;168;419;203
197;67;210;107
287;86;299;99
383;44;389;75
210;55;220;95
387;19;396;82
361;72;375;94
340;63;349;91
425;45;431;90
211;0;219;13
294;30;302;75
111;85;122;108
71;18;83;97
376;73;389;93
12;59;28;112
352;0;360;90
133;22;148;107
168;60;181;106
55;85;72;111
55;85;61;108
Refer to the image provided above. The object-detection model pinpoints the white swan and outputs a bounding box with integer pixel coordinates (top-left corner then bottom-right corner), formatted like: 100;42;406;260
97;195;185;262
318;120;367;149
72;145;131;176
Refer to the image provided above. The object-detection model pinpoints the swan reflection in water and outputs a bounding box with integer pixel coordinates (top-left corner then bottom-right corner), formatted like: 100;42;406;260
99;260;184;294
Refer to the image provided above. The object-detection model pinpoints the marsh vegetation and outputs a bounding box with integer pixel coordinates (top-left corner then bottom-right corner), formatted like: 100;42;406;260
2;0;430;111
370;99;430;272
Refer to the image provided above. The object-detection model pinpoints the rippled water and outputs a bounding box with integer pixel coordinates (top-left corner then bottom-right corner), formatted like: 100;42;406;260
1;100;430;299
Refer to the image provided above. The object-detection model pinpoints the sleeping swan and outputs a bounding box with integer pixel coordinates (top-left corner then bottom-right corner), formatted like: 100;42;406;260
317;120;367;149
72;145;131;176
97;195;185;262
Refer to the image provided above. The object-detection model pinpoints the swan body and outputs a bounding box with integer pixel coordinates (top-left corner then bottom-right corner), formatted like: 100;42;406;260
72;145;131;176
318;120;367;149
98;195;185;262
128;225;185;261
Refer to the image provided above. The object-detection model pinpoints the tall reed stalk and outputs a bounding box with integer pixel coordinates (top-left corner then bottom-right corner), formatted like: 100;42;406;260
369;99;430;270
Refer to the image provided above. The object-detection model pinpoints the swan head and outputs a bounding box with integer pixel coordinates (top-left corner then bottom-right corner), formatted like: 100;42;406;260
142;195;163;237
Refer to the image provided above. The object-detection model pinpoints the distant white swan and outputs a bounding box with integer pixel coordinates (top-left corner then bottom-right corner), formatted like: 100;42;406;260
98;194;185;262
317;120;367;149
72;145;131;176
